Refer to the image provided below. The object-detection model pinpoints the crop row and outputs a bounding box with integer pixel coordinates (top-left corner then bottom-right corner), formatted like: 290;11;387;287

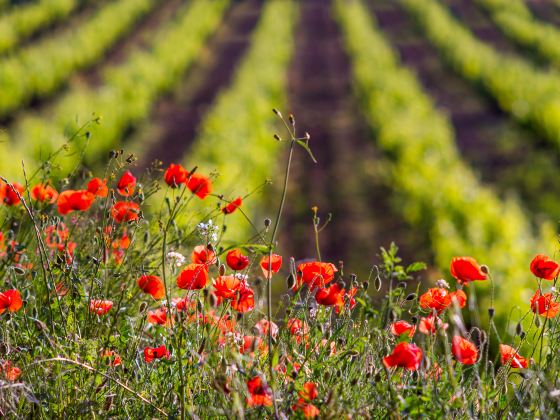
335;0;556;316
183;0;297;243
399;0;560;150
0;0;229;179
0;0;80;55
476;0;560;68
0;0;157;118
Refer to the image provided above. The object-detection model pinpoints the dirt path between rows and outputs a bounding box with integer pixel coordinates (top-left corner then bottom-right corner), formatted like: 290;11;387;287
525;0;560;26
282;0;425;273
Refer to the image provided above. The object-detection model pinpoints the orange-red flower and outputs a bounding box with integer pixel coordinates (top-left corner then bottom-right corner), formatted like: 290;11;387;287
117;170;136;197
0;289;22;314
390;320;416;338
226;249;249;271
419;287;451;313
137;275;165;299
57;190;95;215
246;376;272;407
299;382;318;402
530;290;559;318
530;254;560;280
450;290;467;309
418;315;448;335
452;336;478;365
287;318;309;344
191;245;216;265
90;299;113;315
383;342;422;371
260;254;283;279
101;349;122;367
110;201;140;223
499;344;529;369
147;307;172;326
177;264;208;290
254;319;279;339
1;182;24;206
144;345;170;362
293;382;320;418
213;275;242;300
222;196;242;214
87;178;108;198
186;173;212;199
231;284;254;313
240;335;268;355
295;261;337;290
31;184;58;203
45;223;69;249
315;283;345;308
1;361;21;381
164;163;188;187
450;257;487;285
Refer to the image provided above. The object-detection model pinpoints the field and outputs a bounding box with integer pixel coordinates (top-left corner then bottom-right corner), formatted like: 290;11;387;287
1;0;560;417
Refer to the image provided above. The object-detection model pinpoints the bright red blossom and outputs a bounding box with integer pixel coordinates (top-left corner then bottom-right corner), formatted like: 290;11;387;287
500;344;529;369
1;183;24;206
418;315;448;335
0;289;22;314
530;290;559;318
383;342;423;371
530;254;560;280
295;261;337;290
177;264;208;290
315;283;345;308
116;171;136;197
226;249;249;271
450;256;487;285
144;345;170;363
89;299;113;315
164;163;189;187
452;336;478;365
87;178;108;198
222;196;242;214
231;284;254;313
1;361;21;382
101;349;122;367
31;184;58;203
246;376;272;407
391;320;416;338
254;319;279;339
260;254;283;279
213;276;242;300
137;275;165;299
191;245;216;265
110;201;140;223
186;173;212;199
57;190;95;215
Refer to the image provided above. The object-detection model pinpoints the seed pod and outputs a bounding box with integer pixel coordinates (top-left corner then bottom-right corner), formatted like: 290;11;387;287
139;302;148;313
219;264;226;276
480;265;489;274
374;276;382;291
535;317;541;328
264;218;271;228
209;293;218;308
516;322;523;336
488;308;495;319
286;274;295;289
405;293;416;301
362;281;369;290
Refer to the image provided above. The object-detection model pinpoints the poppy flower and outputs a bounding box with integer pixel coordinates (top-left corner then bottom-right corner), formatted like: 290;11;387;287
57;190;95;215
530;290;559;318
419;288;451;313
293;382;320;418
450;290;467;309
240;335;268;355
164;163;188;187
452;336;478;365
390;320;416;338
147;307;172;326
418;315;448;335
246;376;272;407
231;284;254;313
254;319;279;339
191;245;216;265
226;249;249;271
499;344;529;369
1;182;24;206
213;276;242;300
260;254;283;279
175;296;195;313
287;318;310;344
89;299;113;315
137;275;165;299
295;403;320;418
144;345;170;362
450;257;487;285
0;289;22;314
315;283;345;308
530;254;560;280
299;382;318;402
110;201;140;223
295;261;337;290
383;342;423;371
31;184;58;203
186;173;212;199
45;223;69;249
87;178;108;198
101;349;122;367
116;170;136;197
222;197;242;215
177;264;208;290
1;361;21;382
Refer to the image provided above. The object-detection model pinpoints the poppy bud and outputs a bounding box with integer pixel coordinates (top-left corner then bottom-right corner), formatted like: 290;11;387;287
406;293;416;301
516;322;523;336
274;134;281;141
362;281;369;290
389;310;396;322
520;331;526;340
219;264;226;276
197;300;204;313
535;317;541;328
411;316;418;324
264;218;271;228
236;312;243;321
289;114;295;126
209;293;218;307
207;243;215;252
139;302;147;313
272;108;281;117
397;281;407;289
488;308;495;319
480;265;489;275
374;276;382;291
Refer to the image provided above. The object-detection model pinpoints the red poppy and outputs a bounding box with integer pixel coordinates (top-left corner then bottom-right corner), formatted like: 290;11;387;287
147;307;171;326
101;349;122;367
213;276;242;300
0;289;22;314
137;275;165;299
383;342;422;371
390;320;416;338
499;344;529;369
450;257;487;285
186;173;212;199
164;163;188;187
419;287;451;313
254;319;279;339
110;201;140;223
177;264;208;290
222;196;242;214
1;182;24;206
231;284;254;313
452;336;478;365
87;178;108;198
287;318;309;344
259;254;282;279
450;290;467;309
246;376;272;407
418;315;448;335
293;382;320;418
226;249;249;271
1;361;21;382
117;170;136;197
295;261;337;290
315;283;345;308
174;296;196;313
31;184;58;203
530;254;560;280
296;403;320;418
144;345;170;363
530;290;559;318
57;190;95;215
89;299;113;315
191;245;216;265
240;335;268;355
45;223;69;249
299;382;318;402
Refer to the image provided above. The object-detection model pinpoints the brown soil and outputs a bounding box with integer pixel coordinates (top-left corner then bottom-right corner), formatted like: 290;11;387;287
525;0;560;25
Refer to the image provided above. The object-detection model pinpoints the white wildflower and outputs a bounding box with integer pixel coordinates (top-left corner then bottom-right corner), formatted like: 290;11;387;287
167;251;186;267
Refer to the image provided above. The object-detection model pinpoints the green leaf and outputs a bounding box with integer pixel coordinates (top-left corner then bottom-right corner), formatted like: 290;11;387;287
296;139;317;163
406;262;427;273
